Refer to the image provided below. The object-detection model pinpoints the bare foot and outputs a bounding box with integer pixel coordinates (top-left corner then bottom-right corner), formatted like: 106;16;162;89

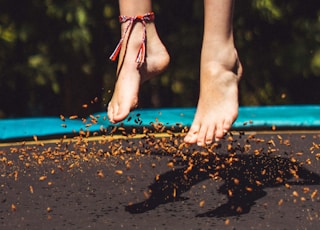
184;46;242;146
108;21;169;123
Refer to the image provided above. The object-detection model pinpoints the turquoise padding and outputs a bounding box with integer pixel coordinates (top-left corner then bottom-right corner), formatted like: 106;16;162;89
1;105;320;140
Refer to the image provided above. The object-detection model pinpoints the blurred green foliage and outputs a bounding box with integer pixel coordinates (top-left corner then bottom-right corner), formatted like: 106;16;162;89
0;0;319;118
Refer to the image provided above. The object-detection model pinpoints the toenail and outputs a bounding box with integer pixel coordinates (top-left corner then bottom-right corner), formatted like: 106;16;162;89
215;138;220;142
205;140;212;145
197;142;203;146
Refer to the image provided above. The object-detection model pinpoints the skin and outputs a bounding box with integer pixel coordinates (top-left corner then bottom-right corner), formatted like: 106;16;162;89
184;0;242;145
108;0;170;123
108;0;242;146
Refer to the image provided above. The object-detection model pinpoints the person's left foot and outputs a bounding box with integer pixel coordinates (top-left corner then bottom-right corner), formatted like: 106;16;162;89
108;21;169;123
184;48;242;146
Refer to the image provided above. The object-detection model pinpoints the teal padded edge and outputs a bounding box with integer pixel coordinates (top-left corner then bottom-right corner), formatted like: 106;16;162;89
0;105;320;140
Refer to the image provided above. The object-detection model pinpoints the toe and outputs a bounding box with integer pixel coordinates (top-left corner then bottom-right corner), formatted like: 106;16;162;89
108;99;133;123
184;124;200;144
113;108;130;123
107;103;115;123
196;125;207;146
215;122;225;140
223;118;233;132
205;125;215;145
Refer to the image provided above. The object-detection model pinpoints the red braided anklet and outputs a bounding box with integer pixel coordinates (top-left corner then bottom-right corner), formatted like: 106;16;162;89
109;12;155;68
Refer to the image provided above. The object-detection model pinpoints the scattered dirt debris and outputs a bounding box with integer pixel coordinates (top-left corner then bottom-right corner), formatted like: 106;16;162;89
1;110;320;229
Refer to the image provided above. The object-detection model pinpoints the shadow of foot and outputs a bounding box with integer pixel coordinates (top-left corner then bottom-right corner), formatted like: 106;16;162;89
125;196;189;214
196;190;267;217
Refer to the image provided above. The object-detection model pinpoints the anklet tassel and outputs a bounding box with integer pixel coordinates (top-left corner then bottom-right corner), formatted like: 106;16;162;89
136;37;146;64
109;12;155;67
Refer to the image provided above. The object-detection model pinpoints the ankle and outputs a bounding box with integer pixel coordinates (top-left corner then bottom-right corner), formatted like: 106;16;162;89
202;45;237;68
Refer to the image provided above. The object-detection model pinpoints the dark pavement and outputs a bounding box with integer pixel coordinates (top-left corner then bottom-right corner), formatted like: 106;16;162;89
1;131;320;229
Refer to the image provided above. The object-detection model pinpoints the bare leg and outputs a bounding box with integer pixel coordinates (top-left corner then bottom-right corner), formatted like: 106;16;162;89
184;0;242;145
108;0;169;123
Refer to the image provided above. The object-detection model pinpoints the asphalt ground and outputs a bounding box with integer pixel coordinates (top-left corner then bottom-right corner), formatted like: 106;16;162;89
1;130;320;229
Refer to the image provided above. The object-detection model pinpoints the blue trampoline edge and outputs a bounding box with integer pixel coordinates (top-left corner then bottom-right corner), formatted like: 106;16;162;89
1;105;320;141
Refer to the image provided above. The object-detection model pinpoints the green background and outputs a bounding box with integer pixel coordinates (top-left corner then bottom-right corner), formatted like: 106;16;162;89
1;0;319;118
